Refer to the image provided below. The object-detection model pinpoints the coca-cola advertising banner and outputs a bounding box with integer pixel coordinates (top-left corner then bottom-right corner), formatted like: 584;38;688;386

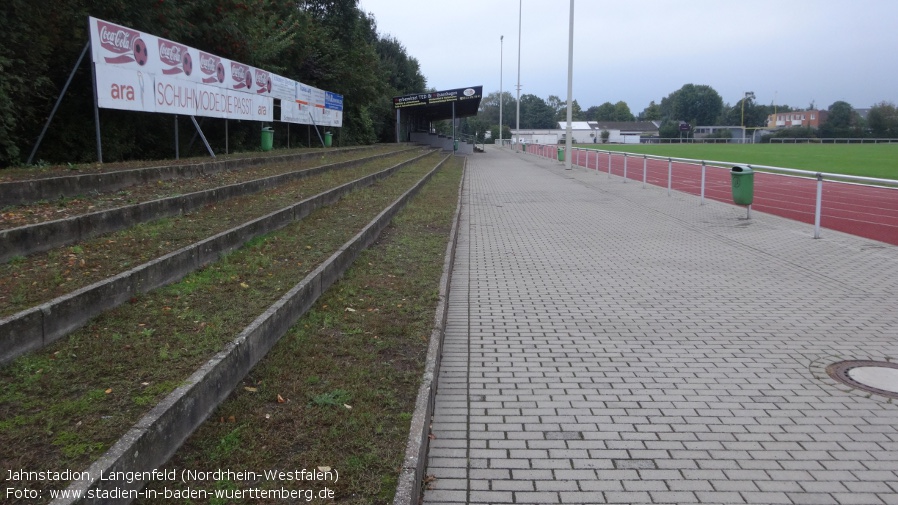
88;16;342;126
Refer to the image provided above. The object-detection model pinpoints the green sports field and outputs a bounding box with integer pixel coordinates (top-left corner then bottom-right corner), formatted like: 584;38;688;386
574;143;898;180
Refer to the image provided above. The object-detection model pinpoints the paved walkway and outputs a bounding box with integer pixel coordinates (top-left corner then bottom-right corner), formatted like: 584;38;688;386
422;146;898;505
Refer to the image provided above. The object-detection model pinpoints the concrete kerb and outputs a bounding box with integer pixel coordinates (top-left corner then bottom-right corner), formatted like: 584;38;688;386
0;150;438;365
393;158;467;505
0;147;425;263
0;146;378;207
50;154;451;505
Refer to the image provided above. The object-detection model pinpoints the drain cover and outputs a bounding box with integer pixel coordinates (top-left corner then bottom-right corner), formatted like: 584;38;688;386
826;360;898;399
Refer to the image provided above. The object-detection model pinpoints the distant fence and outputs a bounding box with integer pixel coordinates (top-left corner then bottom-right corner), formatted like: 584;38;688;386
769;138;898;144
520;144;898;246
641;137;755;144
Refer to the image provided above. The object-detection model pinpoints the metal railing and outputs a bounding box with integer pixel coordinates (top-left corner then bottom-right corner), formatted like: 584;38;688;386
769;138;898;144
518;144;898;245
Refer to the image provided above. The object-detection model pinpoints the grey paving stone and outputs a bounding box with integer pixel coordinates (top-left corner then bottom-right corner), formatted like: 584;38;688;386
420;147;898;505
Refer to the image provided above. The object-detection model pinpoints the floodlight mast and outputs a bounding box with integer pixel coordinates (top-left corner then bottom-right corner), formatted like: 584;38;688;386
500;35;503;147
515;0;521;149
564;0;574;170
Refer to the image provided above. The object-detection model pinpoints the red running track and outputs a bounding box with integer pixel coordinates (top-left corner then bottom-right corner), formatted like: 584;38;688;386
522;144;898;246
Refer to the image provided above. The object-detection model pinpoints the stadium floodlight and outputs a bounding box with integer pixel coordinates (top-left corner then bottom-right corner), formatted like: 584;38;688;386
564;0;575;170
742;91;754;143
500;35;504;148
516;0;521;149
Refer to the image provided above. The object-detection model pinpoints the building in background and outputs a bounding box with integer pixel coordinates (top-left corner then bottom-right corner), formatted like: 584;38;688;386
766;110;828;129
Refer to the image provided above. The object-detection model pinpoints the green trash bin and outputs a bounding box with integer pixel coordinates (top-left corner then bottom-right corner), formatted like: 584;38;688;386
557;147;565;162
324;131;333;147
731;165;754;205
453;139;458;151
260;127;274;151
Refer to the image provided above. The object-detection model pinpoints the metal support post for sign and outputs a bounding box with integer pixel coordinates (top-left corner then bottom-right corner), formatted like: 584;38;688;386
667;158;673;196
814;173;823;238
225;120;229;154
190;116;215;157
452;102;456;155
91;56;103;163
309;113;325;147
27;41;91;165
642;155;647;188
174;115;179;160
700;161;706;205
396;109;400;143
287;124;290;149
623;153;628;182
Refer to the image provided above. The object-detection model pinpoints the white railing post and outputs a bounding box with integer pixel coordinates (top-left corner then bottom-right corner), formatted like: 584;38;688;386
642;155;647;188
814;172;823;239
700;161;706;205
667;158;672;196
623;153;628;183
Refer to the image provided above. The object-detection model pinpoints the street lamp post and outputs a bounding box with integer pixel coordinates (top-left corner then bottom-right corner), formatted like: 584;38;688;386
741;91;754;144
499;35;503;148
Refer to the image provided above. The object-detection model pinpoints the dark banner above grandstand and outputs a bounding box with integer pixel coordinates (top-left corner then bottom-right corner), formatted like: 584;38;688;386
392;86;483;109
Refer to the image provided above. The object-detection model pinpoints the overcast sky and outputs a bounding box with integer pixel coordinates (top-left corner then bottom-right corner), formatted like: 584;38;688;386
358;0;897;114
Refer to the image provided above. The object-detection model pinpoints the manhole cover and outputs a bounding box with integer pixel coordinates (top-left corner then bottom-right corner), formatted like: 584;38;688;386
826;360;898;399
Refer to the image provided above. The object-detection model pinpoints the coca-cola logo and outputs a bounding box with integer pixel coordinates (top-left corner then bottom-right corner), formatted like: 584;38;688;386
200;52;225;83
97;21;146;66
254;69;271;94
98;22;137;53
231;62;251;90
158;40;191;75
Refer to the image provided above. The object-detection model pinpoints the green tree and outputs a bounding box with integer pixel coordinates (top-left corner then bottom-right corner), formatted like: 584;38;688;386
867;101;898;138
612;101;634;121
587;102;616;121
640;101;662;121
660;84;723;126
820;100;861;138
719;92;768;127
478;91;516;130
518;94;555;129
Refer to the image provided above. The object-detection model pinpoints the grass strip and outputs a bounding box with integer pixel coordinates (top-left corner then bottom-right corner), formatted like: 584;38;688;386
138;157;464;505
0;153;446;500
0;146;407;229
0;150;428;317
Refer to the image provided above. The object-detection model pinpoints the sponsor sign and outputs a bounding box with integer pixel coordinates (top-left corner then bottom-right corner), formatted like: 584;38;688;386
269;73;296;102
392;86;482;109
89;16;334;125
95;64;154;113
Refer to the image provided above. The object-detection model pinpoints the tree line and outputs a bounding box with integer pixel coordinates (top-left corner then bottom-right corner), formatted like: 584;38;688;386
0;0;427;168
463;84;898;142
